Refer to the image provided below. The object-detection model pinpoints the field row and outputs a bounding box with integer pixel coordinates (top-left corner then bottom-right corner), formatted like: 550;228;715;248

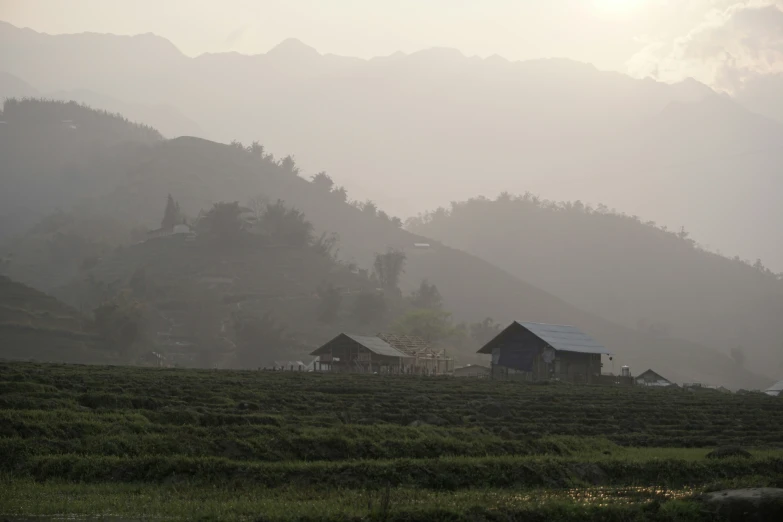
3;478;783;522
2;363;783;451
4;451;783;489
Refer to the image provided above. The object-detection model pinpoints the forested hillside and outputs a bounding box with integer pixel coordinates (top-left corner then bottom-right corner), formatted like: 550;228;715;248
0;98;162;241
407;195;783;379
0;100;767;388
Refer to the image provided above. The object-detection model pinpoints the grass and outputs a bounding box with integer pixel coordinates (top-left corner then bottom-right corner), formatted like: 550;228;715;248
1;361;782;520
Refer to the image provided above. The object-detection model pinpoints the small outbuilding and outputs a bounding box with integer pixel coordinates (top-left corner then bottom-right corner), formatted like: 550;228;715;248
765;380;783;397
635;369;675;387
477;321;611;383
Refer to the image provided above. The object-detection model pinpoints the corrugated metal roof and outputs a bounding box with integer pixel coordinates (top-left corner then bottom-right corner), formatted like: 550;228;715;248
766;380;783;393
345;334;410;358
518;322;611;355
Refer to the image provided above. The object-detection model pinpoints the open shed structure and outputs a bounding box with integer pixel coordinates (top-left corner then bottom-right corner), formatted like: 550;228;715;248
477;321;611;383
635;369;676;387
311;333;453;375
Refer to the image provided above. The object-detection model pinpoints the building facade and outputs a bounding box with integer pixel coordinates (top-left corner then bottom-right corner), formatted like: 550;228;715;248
477;321;610;384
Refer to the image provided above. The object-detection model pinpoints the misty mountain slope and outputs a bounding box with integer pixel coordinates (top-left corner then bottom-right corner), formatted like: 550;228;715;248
0;275;105;363
0;98;766;387
407;195;783;379
0;98;162;241
50;135;767;389
56;227;386;367
0;71;38;98
4;22;783;269
46;89;204;139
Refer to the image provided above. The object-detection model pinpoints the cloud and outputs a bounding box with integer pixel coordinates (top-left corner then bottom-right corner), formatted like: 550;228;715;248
627;1;783;93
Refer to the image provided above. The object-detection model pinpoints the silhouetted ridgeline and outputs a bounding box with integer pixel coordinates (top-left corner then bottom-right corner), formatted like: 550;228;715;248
408;194;783;379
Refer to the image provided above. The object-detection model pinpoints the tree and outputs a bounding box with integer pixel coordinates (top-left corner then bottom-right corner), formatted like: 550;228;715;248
352;291;387;324
311;171;334;192
247;195;269;224
249;141;265;158
197;201;245;242
331;186;348;202
279;155;300;176
161;194;183;229
410;279;442;309
93;292;145;361
316;283;342;323
373;248;406;294
362;200;378;217
312;232;339;259
261;200;314;247
393;309;454;344
470;318;502;346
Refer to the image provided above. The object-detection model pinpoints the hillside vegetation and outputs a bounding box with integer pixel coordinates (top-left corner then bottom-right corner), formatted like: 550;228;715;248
0;276;106;363
1;362;783;520
0;99;769;388
0;98;162;242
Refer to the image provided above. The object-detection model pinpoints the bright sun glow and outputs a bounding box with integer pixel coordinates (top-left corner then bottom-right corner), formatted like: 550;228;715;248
594;0;644;15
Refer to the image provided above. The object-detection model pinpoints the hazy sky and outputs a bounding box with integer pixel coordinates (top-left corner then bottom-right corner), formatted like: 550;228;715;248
0;1;746;70
2;1;781;91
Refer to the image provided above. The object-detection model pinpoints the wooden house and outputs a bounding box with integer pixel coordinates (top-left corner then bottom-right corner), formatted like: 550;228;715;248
311;332;453;375
477;321;611;383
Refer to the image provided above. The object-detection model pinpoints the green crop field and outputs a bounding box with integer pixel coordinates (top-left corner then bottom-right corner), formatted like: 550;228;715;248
1;362;783;521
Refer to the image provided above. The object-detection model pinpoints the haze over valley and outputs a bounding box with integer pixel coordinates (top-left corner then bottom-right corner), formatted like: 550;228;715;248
1;2;783;389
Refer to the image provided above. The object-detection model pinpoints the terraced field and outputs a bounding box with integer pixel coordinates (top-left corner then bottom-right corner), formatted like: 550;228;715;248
1;362;783;521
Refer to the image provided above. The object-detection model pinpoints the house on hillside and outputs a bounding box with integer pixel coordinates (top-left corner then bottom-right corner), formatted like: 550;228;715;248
766;380;783;397
477;321;611;384
146;223;194;241
311;333;453;375
451;364;490;378
635;369;676;387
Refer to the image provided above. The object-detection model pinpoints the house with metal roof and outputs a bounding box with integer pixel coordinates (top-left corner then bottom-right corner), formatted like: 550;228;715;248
311;332;453;374
765;380;783;397
477;321;611;383
635;369;676;387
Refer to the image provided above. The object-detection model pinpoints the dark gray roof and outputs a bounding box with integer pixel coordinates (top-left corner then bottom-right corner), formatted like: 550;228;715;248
477;321;611;355
311;333;409;358
518;322;611;355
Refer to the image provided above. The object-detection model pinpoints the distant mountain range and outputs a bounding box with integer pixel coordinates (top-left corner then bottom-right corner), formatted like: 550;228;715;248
1;21;781;270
